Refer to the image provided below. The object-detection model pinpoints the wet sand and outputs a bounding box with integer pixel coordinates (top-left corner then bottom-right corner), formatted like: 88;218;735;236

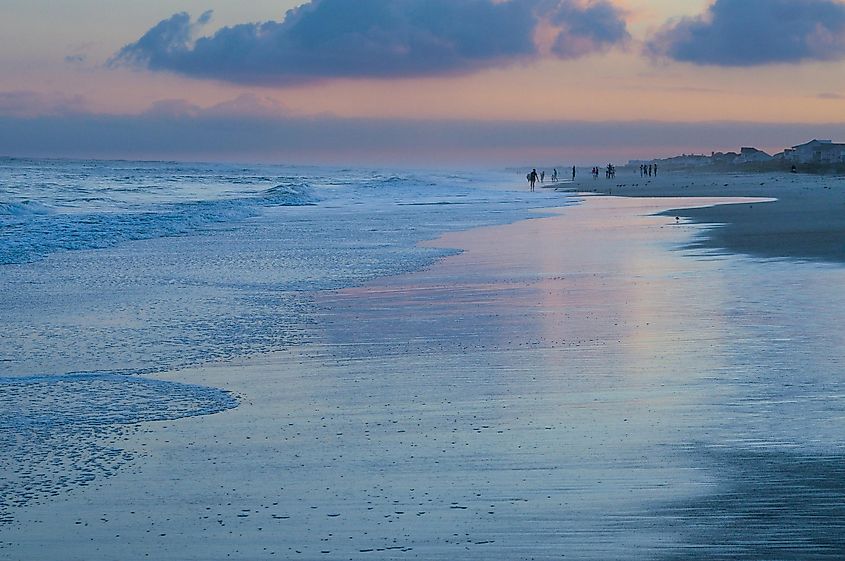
585;170;845;263
4;195;845;559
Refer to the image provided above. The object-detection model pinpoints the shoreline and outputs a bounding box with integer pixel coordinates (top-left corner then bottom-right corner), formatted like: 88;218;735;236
2;194;781;560
577;170;845;264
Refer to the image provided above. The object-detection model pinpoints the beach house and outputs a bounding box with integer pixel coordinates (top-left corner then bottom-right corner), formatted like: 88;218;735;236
736;147;773;163
784;139;845;164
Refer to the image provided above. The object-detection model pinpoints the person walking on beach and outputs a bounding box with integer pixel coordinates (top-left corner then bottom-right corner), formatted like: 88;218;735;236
572;166;576;180
552;168;558;182
653;163;658;176
528;169;538;191
540;171;545;183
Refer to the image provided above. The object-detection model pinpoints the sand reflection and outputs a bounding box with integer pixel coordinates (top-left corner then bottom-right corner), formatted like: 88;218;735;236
319;196;817;558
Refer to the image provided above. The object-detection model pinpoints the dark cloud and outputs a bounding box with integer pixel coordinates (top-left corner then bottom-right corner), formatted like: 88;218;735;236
3;100;845;165
110;0;629;84
647;0;845;66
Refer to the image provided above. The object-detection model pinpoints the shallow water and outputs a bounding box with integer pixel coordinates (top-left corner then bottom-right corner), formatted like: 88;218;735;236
0;373;236;525
293;196;845;559
0;159;570;537
3;164;845;559
1;160;564;377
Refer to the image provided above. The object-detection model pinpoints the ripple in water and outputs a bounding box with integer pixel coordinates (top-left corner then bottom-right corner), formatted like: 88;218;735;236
0;373;237;524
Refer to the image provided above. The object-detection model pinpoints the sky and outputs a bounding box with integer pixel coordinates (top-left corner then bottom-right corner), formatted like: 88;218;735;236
2;0;845;165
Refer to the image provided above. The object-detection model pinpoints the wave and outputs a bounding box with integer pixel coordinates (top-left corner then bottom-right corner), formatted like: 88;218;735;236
397;201;469;206
0;182;317;265
0;200;52;217
358;174;436;190
262;182;316;205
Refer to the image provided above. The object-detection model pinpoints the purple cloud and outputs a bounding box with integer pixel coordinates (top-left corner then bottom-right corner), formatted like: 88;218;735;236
547;0;629;58
647;0;845;66
0;91;89;118
110;0;629;85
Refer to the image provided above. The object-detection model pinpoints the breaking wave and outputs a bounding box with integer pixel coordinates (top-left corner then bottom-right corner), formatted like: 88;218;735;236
0;181;316;265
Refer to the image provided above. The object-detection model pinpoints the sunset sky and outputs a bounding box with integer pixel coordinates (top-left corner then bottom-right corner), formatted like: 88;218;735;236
3;0;845;164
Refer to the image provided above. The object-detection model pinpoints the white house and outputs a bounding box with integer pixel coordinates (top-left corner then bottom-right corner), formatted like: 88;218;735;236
785;139;845;164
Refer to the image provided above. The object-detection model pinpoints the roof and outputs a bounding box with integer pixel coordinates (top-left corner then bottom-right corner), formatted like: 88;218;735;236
792;139;845;150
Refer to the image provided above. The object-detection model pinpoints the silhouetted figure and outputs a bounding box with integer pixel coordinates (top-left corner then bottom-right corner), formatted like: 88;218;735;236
572;166;576;180
540;171;545;183
552;168;558;182
654;163;658;176
640;164;644;177
528;168;538;191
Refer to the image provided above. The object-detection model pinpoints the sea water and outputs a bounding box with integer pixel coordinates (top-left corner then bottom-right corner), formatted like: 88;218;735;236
0;158;570;377
0;157;569;522
5;160;845;558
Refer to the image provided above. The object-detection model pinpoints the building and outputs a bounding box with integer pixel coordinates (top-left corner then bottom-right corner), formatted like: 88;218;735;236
784;139;845;164
736;147;773;163
711;151;740;164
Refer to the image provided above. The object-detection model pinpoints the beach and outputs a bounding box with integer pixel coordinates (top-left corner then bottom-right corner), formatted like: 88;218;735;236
3;165;845;560
588;169;845;263
8;0;845;557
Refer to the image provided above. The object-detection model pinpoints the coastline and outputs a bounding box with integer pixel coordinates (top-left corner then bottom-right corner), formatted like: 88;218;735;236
5;194;815;560
580;170;845;264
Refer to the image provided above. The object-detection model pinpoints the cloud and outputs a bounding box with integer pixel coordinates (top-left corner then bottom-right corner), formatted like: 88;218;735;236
547;0;630;58
0;90;288;121
0;91;89;118
818;92;845;99
142;94;289;118
141;99;201;118
646;0;845;66
4;103;845;165
205;93;290;117
110;0;629;85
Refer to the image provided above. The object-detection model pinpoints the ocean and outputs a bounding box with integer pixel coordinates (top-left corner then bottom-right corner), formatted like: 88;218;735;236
6;159;845;559
0;158;569;378
0;157;571;526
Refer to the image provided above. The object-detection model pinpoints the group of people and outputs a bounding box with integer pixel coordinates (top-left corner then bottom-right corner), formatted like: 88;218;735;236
639;163;657;177
527;162;662;190
526;166;577;191
591;164;615;179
